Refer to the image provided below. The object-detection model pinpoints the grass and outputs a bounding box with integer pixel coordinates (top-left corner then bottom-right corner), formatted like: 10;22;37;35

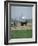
10;29;32;38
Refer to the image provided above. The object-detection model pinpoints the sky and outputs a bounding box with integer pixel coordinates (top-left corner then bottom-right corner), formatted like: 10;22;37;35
11;6;32;21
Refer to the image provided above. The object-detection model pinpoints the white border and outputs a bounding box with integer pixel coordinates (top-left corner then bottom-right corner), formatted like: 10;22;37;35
8;3;36;43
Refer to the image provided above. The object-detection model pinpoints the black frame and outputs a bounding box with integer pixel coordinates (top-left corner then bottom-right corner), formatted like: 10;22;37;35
4;1;37;45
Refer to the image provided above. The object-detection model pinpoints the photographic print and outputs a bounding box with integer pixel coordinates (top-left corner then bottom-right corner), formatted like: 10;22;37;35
10;6;32;38
4;1;37;45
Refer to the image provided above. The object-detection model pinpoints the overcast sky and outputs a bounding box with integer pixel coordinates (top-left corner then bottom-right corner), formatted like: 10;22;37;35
11;6;32;20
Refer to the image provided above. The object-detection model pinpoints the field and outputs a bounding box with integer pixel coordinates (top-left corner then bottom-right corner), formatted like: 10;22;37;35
10;23;32;38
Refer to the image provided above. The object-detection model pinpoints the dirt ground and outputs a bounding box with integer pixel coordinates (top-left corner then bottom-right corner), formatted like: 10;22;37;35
11;23;32;31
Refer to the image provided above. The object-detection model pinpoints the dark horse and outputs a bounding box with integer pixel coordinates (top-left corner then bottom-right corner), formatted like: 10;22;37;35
21;21;27;26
